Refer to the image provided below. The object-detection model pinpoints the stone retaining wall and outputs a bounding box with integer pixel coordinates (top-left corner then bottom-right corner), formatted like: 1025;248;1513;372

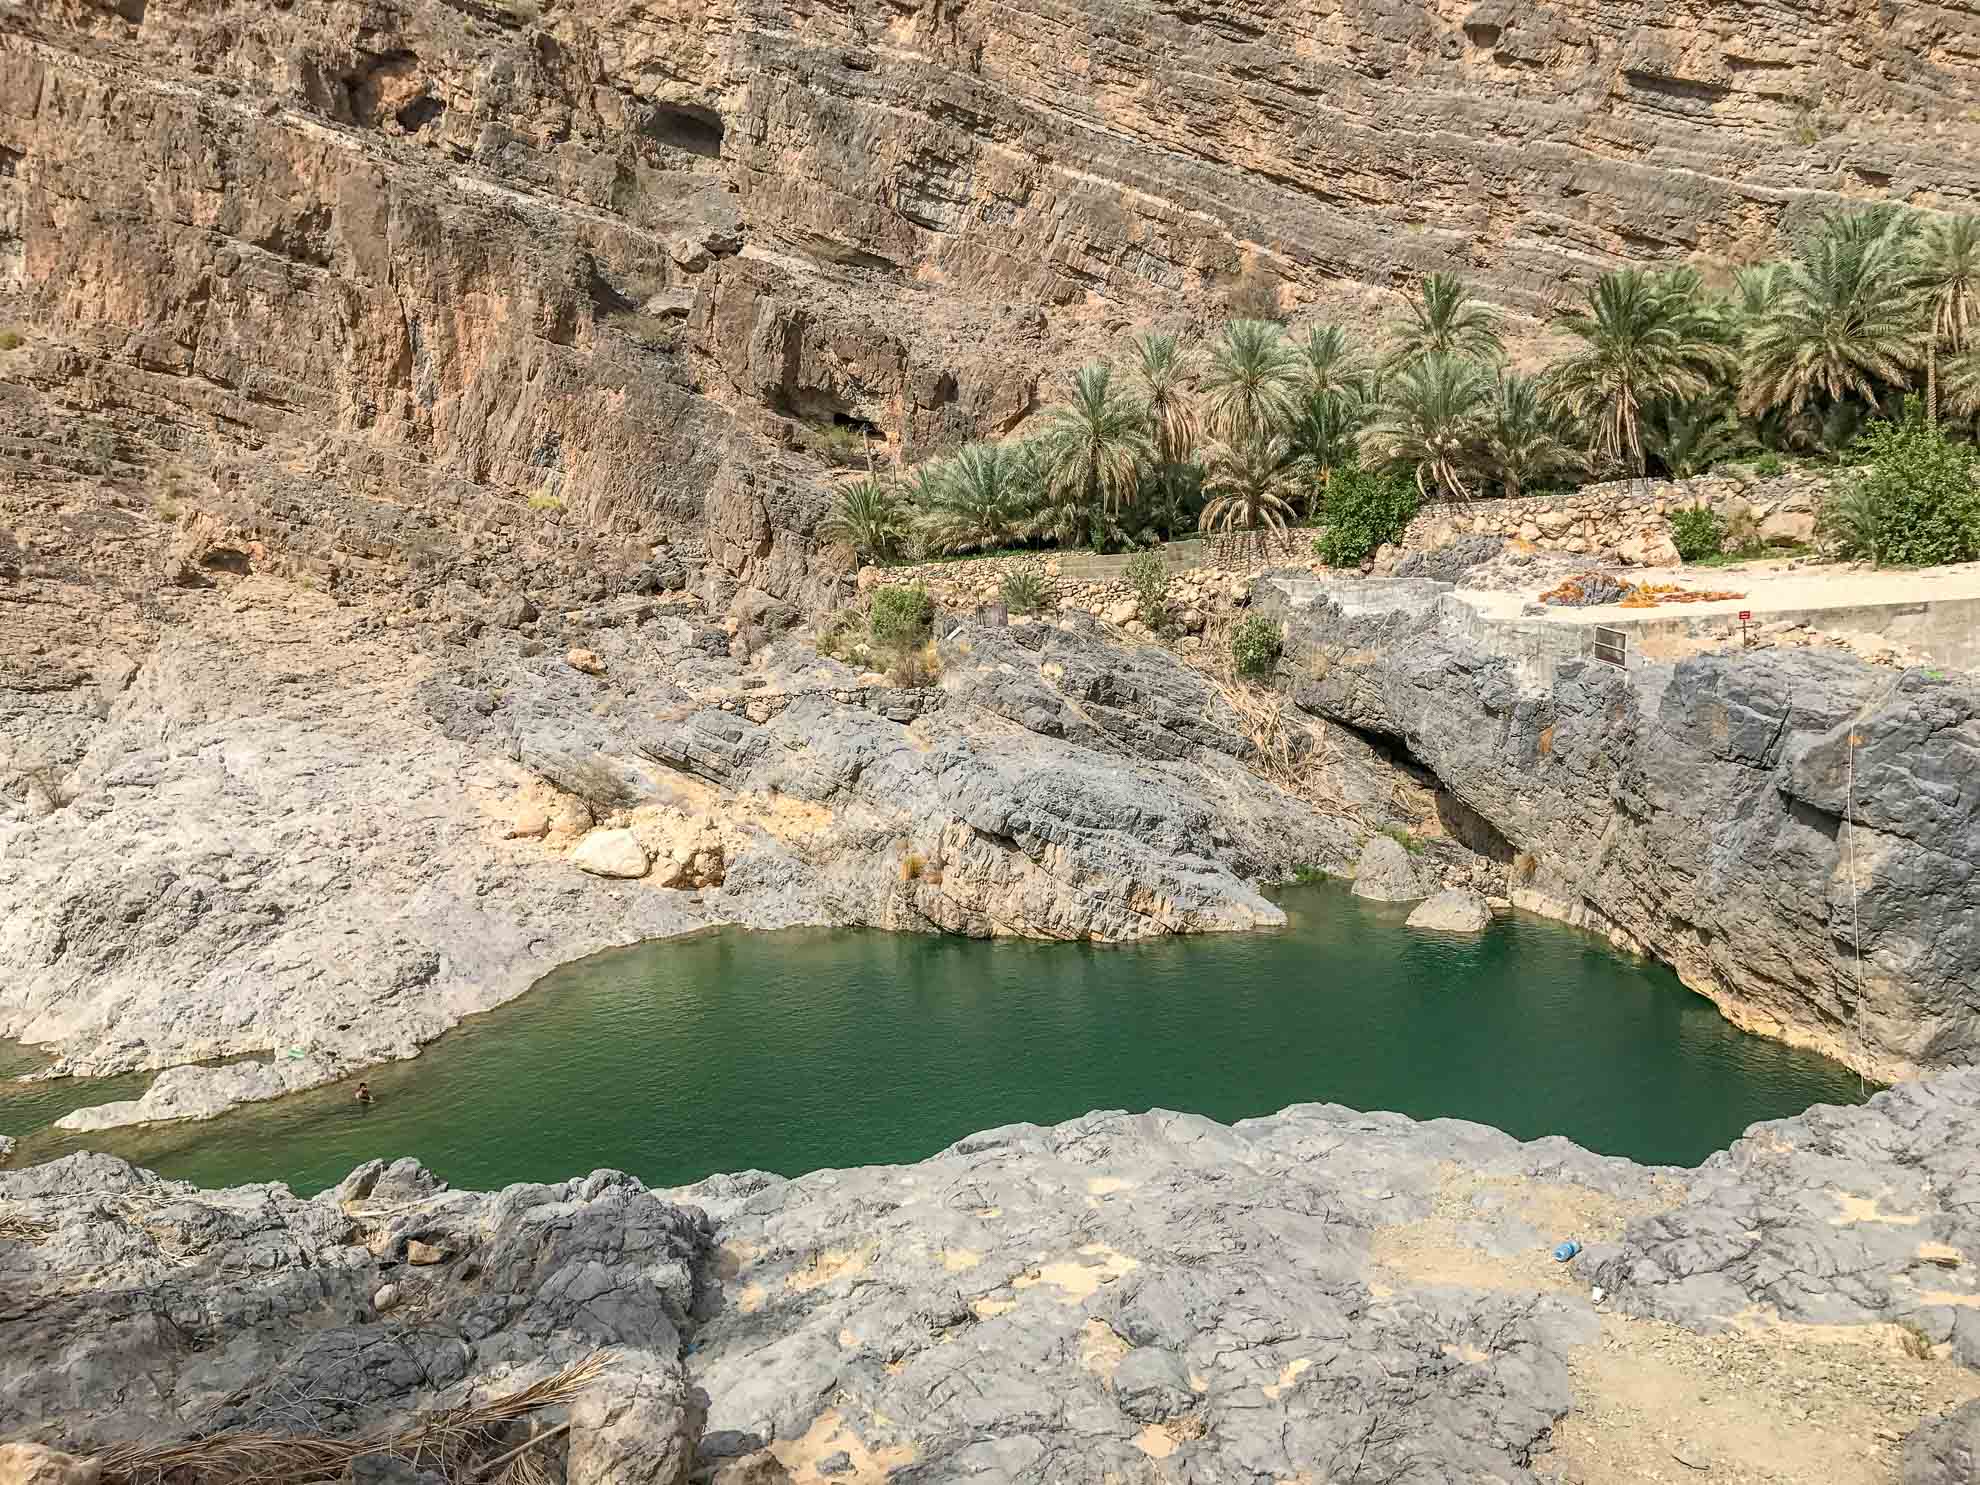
1398;472;1829;565
855;471;1835;603
865;530;1306;598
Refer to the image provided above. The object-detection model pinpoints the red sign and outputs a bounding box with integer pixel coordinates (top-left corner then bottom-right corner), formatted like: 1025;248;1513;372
1738;610;1751;621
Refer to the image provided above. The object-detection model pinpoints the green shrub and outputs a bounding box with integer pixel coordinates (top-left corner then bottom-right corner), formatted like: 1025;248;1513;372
1312;465;1418;567
1821;408;1980;566
999;566;1052;615
1669;505;1725;562
1124;549;1169;629
0;330;22;352
1288;863;1329;885
527;492;565;512
870;584;934;652
1752;452;1785;478
1381;824;1424;854
818;609;866;664
1230;614;1282;676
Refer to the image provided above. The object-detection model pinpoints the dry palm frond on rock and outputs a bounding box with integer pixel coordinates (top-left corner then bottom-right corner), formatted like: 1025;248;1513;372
92;1351;608;1485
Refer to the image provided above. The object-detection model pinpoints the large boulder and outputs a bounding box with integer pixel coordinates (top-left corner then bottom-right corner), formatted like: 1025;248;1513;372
1406;888;1493;933
1616;524;1681;567
1350;834;1428;903
570;828;651;880
1906;1399;1980;1485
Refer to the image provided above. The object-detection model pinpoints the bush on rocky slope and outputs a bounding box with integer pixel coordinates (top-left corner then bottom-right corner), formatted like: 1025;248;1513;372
1125;549;1171;630
1669;505;1726;561
1821;407;1980;566
998;565;1053;614
1313;465;1420;567
1230;614;1283;675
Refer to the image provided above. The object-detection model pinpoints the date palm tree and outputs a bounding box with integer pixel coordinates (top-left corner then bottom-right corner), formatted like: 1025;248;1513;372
1643;397;1745;478
915;442;1035;556
1034;364;1153;516
1293;323;1369;397
1481;373;1585;497
1911;213;1980;423
1940;345;1980;423
1126;331;1199;468
1361;352;1493;500
1384;272;1503;370
1127;330;1201;530
1547;268;1733;477
1286;385;1369;515
1731;262;1784;330
820;476;909;563
1029;365;1153;546
1199;429;1303;556
1201;319;1301;441
1740;224;1920;427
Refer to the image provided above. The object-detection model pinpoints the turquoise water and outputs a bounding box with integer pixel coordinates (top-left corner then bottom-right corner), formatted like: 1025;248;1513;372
0;885;1867;1193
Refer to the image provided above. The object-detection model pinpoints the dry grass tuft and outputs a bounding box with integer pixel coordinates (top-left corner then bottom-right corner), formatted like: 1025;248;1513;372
93;1352;607;1485
0;1215;51;1245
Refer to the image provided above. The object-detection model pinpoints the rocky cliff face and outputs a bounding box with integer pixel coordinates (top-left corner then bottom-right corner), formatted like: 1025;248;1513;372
4;1074;1979;1482
8;0;1980;665
1267;573;1980;1083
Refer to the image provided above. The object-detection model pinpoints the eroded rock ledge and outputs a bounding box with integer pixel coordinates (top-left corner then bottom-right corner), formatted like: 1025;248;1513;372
3;1075;1978;1482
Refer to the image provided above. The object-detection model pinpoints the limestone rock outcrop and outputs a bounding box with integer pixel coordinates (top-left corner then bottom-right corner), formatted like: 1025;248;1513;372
5;1071;1978;1480
0;576;1400;1125
1351;833;1429;903
1905;1399;1980;1485
7;0;1980;685
1268;573;1980;1082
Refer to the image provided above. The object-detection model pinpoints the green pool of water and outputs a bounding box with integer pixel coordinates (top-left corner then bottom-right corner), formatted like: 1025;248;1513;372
0;885;1867;1193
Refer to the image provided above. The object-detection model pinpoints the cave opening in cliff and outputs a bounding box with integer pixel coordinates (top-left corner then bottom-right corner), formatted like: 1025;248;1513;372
1344;722;1515;863
396;94;445;134
640;103;724;161
832;411;882;440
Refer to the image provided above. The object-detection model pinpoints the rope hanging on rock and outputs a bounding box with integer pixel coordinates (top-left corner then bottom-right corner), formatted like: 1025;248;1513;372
1848;723;1865;1097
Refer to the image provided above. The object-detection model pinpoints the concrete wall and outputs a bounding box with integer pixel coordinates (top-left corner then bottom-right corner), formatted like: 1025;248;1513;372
1265;574;1980;693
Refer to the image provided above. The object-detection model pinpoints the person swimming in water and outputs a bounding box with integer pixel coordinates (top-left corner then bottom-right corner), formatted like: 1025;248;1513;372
355;1081;373;1105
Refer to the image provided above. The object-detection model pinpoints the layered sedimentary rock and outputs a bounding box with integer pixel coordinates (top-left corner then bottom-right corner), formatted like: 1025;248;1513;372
8;0;1980;666
4;1074;1979;1481
1267;572;1980;1082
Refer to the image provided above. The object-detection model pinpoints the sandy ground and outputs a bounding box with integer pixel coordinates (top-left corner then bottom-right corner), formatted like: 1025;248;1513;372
1538;1313;1980;1485
1370;1166;1980;1485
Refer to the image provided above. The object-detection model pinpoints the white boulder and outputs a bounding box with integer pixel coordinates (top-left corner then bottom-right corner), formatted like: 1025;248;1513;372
570;828;650;880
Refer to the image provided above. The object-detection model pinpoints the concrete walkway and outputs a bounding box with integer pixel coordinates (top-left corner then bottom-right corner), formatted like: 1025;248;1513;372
1458;558;1980;676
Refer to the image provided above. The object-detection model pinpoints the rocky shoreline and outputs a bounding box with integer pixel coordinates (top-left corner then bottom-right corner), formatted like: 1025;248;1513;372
4;1074;1978;1483
1263;569;1980;1085
6;541;1977;1132
3;568;1479;1132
